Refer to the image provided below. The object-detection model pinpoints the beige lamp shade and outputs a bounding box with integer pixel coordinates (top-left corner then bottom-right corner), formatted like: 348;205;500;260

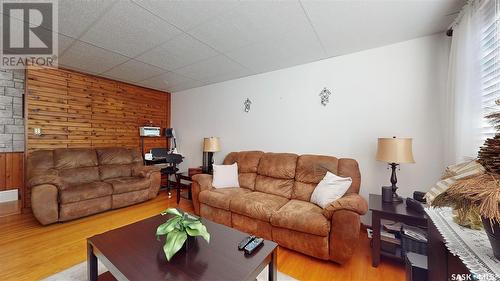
376;137;415;164
203;137;220;152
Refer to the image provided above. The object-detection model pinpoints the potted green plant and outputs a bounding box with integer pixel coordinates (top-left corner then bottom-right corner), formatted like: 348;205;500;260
156;208;210;261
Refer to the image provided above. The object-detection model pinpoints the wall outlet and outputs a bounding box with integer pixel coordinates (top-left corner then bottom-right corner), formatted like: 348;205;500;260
0;189;18;203
34;127;42;136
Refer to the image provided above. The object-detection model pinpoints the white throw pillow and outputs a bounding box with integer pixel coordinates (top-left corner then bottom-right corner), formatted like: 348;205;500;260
310;172;352;208
212;163;240;188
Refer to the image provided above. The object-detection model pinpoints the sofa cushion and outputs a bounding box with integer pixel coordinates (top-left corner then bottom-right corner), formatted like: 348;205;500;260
100;164;132;180
271;199;330;236
27;150;54;172
230;191;289;222
223;151;264;190
54;148;98;170
223;151;264;173
254;175;294;199
59;181;113;204
97;148;133;165
199;187;251;210
293;155;338;201
59;166;100;188
255;153;297;198
238;173;257;190
338;158;361;194
105;177;150;194
257;153;298;179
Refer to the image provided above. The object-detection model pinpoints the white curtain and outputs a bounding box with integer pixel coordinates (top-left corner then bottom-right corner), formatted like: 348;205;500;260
444;0;487;166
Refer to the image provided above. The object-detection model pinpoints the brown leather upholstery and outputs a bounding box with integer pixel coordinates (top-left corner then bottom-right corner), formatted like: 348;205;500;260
105;177;150;194
200;204;232;227
28;148;161;225
273;227;330;260
59;196;111;222
191;150;367;264
293;155;338;201
270;199;330;236
199;187;251;210
59;167;100;188
191;174;213;215
230;191;288;221
59;182;113;204
338;158;361;194
100;164;132;180
53;148;98;170
232;213;273;240
255;153;297;198
223;151;264;190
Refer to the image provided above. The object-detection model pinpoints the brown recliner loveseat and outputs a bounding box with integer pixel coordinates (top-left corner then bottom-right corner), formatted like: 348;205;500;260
192;151;368;264
28;147;161;225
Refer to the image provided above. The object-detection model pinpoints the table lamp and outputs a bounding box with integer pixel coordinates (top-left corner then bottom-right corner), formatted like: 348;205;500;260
376;137;415;203
202;137;220;174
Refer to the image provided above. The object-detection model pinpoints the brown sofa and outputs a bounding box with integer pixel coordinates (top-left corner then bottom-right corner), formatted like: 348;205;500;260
27;147;161;225
192;151;368;264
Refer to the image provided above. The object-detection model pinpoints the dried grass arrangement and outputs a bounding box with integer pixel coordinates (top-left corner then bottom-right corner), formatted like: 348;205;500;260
432;173;500;227
433;99;500;259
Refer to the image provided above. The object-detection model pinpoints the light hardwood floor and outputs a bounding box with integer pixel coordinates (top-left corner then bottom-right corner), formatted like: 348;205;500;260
0;191;404;281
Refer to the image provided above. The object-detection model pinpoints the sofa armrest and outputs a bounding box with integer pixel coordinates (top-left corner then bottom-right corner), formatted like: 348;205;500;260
322;193;368;219
132;165;161;178
28;169;65;190
191;174;213;215
329;209;361;264
131;166;161;199
31;184;59;225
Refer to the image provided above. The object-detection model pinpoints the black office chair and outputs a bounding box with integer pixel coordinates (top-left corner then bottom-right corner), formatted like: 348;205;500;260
151;149;183;199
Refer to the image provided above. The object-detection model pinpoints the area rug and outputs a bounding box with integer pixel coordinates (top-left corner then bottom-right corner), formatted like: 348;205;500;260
42;260;297;281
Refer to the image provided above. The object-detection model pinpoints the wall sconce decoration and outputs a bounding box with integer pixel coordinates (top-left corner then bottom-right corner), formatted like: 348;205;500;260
319;87;332;106
244;98;252;113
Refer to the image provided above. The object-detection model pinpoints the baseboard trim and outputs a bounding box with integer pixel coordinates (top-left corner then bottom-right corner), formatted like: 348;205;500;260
0;189;19;203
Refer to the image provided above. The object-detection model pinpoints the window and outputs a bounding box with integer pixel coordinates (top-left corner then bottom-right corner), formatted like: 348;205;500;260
481;0;500;139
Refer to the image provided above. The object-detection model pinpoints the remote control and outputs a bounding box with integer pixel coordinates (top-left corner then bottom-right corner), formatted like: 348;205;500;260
244;237;264;255
238;235;255;250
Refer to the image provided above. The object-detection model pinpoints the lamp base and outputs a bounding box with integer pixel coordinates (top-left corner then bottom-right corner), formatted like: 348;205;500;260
392;193;404;203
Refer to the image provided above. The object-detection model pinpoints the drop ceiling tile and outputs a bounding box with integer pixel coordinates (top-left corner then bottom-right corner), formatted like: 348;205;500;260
175;55;250;83
139;71;197;90
301;1;464;57
103;59;166;83
226;30;325;74
136;33;218;70
132;0;238;31
187;1;314;52
168;80;208;93
59;40;129;74
58;0;117;38
80;0;182;57
58;34;75;54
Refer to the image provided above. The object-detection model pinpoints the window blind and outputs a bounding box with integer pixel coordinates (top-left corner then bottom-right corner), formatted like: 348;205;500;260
481;0;500;139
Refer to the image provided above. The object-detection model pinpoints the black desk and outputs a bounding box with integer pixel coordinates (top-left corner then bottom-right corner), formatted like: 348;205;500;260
144;157;167;165
369;194;427;267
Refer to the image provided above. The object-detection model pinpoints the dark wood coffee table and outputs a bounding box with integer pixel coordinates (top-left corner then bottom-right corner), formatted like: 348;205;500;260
87;215;278;281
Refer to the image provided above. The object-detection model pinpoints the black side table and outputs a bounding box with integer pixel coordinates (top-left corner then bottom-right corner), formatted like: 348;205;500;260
369;194;427;267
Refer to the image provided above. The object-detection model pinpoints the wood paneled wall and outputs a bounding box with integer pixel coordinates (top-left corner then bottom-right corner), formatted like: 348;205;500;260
24;68;171;208
0;152;24;193
26;68;170;153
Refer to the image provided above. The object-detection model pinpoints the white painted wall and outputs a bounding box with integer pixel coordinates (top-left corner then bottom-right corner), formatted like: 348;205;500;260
172;34;450;223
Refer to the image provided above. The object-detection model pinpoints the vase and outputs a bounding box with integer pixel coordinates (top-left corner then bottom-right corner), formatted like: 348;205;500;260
482;217;500;260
